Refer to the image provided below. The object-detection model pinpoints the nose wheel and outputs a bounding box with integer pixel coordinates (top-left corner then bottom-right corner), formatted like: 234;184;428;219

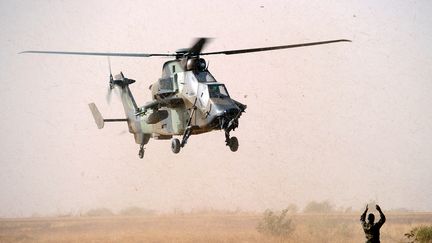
227;136;239;152
225;131;239;152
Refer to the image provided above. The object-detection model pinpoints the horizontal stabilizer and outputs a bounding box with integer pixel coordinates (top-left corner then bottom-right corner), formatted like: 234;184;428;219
135;97;184;116
89;103;128;129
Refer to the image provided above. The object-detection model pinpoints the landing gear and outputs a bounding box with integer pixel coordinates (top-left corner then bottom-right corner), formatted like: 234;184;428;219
171;138;181;154
174;99;197;153
138;144;145;159
171;126;195;154
225;131;239;152
181;126;192;147
171;126;192;154
227;136;239;152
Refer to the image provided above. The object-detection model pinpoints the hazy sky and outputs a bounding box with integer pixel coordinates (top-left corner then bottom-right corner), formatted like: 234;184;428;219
1;0;431;217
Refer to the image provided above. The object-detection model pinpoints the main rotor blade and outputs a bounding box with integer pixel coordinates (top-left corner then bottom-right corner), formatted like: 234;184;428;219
19;50;176;57
200;39;351;56
188;38;209;55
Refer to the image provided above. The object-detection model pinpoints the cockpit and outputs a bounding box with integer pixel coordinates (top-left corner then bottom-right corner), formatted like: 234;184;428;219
208;84;229;99
195;71;216;82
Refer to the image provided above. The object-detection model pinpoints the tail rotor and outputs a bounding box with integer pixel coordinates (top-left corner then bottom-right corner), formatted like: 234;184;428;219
104;57;135;104
106;57;114;103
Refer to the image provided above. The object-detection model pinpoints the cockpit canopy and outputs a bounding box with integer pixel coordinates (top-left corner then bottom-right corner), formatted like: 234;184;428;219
208;84;229;98
195;83;231;111
195;71;216;82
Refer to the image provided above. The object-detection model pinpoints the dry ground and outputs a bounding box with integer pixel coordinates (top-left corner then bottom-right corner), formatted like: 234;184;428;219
1;213;431;243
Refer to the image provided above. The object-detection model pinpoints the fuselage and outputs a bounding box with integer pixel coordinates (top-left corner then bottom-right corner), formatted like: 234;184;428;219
136;57;244;139
114;57;245;146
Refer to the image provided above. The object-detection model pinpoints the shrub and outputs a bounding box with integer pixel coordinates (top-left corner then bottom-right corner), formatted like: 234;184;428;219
257;209;295;237
85;208;114;217
303;200;334;213
119;207;155;216
405;225;432;243
286;203;299;214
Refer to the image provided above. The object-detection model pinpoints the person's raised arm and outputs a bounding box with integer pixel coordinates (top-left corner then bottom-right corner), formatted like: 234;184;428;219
376;205;386;225
360;204;368;222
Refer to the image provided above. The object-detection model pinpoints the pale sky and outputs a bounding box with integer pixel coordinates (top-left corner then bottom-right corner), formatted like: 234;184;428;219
0;0;431;217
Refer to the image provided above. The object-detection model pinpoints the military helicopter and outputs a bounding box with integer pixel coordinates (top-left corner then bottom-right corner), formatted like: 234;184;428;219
21;38;350;158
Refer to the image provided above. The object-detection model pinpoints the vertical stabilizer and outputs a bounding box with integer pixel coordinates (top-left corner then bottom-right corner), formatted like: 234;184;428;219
121;86;139;118
88;103;104;129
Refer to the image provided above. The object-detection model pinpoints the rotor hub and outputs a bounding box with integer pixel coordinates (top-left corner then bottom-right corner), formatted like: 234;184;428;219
175;48;189;59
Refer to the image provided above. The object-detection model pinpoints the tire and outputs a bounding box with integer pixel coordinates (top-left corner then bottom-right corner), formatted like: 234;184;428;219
171;138;181;154
229;137;239;152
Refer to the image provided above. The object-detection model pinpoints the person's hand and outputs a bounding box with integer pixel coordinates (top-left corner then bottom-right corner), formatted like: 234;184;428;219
363;204;368;213
376;204;381;211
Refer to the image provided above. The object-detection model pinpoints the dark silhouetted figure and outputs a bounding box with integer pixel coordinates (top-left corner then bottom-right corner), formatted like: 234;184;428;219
360;204;386;243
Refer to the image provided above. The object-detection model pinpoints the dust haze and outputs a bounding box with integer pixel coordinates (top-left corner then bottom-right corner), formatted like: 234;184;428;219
0;0;432;219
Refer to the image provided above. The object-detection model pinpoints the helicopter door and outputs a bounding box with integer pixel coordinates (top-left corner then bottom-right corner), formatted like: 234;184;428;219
171;73;179;91
197;83;209;110
183;71;199;103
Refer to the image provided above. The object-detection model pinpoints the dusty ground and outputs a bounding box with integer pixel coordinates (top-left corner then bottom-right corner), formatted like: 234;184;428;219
0;213;431;242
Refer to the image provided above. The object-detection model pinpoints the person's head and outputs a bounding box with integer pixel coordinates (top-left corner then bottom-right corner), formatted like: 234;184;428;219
367;213;375;223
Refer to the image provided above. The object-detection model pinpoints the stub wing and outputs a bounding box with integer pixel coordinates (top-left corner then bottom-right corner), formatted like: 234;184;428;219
136;97;184;116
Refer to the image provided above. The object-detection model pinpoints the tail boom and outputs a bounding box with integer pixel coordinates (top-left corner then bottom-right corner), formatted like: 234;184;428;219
88;103;127;129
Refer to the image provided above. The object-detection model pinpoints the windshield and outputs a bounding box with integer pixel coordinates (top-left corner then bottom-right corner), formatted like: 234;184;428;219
195;71;216;82
208;84;229;98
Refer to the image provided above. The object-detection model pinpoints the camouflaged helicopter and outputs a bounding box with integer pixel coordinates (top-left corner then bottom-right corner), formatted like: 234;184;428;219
21;38;350;158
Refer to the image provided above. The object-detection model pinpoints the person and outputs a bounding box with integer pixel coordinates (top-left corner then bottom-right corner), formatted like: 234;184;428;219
360;204;386;243
208;85;220;98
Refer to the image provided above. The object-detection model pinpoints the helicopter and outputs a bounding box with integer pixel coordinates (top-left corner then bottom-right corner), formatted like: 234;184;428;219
21;38;350;158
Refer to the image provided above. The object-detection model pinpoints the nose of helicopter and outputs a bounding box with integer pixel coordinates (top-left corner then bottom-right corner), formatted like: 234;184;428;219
208;98;242;129
210;99;239;115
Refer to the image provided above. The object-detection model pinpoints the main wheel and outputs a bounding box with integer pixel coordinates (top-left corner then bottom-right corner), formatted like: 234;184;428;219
228;136;239;152
171;138;181;154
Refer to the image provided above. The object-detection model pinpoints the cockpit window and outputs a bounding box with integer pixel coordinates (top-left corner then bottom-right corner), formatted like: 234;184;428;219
195;71;216;82
208;84;229;98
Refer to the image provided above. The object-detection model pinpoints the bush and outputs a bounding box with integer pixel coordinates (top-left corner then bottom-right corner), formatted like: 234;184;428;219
405;225;432;243
85;208;114;217
119;207;155;216
286;203;299;214
303;200;334;213
257;209;295;237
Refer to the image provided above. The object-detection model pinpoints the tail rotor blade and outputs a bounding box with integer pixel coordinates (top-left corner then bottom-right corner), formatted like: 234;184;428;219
108;56;112;76
106;86;112;104
106;57;115;104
